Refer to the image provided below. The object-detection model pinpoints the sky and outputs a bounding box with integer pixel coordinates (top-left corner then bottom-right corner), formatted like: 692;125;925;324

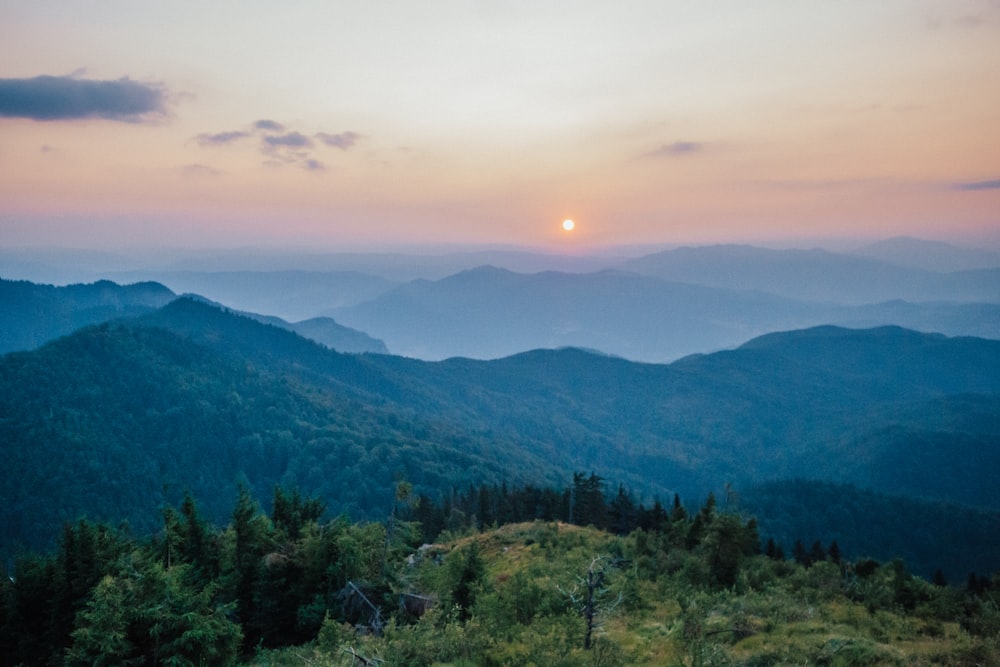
1;0;999;252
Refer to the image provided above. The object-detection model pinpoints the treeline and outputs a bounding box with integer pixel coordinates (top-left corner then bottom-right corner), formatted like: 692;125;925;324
3;476;998;666
0;475;749;665
411;472;728;543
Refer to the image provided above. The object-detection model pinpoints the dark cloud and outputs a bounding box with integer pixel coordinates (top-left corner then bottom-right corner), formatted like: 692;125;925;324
0;75;167;122
316;131;360;150
303;159;326;171
263;131;314;149
196;130;250;146
646;141;703;158
253;119;284;132
954;178;1000;191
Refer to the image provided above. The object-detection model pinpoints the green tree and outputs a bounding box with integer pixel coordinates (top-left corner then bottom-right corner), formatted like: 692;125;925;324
225;486;274;651
272;486;326;542
445;543;486;621
702;514;757;588
67;551;241;666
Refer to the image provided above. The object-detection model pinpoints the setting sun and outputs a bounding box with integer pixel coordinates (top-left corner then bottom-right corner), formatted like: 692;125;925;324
562;219;575;232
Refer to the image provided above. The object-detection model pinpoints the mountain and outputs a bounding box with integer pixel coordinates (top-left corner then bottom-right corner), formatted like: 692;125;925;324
850;236;1000;272
331;265;1000;362
180;295;389;354
332;266;827;361
272;316;388;354
0;278;175;354
106;269;400;321
616;244;1000;304
1;278;389;355
2;299;998;560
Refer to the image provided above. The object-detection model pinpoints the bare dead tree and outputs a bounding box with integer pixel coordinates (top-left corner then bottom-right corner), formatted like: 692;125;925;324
341;646;384;666
559;555;623;650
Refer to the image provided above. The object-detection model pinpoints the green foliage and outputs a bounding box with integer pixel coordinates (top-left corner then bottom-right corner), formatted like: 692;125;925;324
66;551;241;667
3;488;999;667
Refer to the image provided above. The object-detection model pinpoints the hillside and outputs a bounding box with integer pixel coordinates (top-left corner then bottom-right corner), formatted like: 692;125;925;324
5;503;998;666
2;299;999;567
0;301;562;557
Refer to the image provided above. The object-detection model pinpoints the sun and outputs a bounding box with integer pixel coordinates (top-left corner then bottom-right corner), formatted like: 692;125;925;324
562;219;575;232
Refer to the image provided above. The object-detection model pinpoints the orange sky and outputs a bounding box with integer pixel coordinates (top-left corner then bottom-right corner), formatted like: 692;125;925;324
1;1;998;251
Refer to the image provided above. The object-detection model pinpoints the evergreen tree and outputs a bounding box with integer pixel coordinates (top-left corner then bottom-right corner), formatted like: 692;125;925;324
792;539;809;566
66;551;241;666
828;540;842;565
608;484;637;535
227;486;273;651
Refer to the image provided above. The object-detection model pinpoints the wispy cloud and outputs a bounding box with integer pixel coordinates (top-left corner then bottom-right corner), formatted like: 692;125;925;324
195;130;250;146
253;119;284;132
263;131;314;149
645;141;703;158
0;74;167;122
953;178;1000;191
194;120;362;172
316;131;360;150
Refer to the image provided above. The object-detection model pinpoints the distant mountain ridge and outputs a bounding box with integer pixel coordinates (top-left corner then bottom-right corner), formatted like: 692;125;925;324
850;236;1000;272
6;237;1000;363
332;264;1000;362
182;293;388;354
332;266;823;361
618;244;1000;303
107;269;400;322
0;277;175;354
0;278;388;355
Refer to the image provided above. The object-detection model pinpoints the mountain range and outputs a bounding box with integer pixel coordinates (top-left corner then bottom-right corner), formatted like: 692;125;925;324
2;296;997;577
0;277;386;356
6;238;997;363
331;263;1000;361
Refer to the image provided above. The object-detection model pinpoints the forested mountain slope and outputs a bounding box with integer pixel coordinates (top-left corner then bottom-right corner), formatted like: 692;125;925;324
2;298;998;563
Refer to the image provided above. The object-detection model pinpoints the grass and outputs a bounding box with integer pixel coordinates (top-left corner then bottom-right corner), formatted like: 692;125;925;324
245;521;999;667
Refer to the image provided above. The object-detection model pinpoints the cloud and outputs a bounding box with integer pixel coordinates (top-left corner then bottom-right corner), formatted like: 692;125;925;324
181;163;223;176
316;131;361;150
194;120;363;171
253;119;284;132
0;74;167;122
645;141;703;158
195;130;250;146
954;178;1000;191
263;131;314;149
